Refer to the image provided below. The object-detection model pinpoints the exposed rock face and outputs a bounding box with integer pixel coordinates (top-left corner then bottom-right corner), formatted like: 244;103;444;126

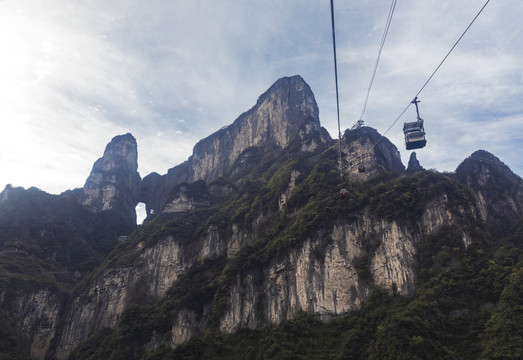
217;194;472;334
5;75;523;360
455;150;523;222
81;133;141;224
53;178;475;359
406;152;425;175
171;306;212;346
162;182;211;214
139;75;331;214
187;75;322;182
341;127;405;182
11;289;61;360
0;184;15;204
55;236;190;359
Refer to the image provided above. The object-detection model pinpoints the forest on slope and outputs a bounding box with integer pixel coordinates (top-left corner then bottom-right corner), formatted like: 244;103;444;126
65;146;522;360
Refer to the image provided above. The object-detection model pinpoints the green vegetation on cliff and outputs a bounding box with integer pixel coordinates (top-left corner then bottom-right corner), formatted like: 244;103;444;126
66;149;522;360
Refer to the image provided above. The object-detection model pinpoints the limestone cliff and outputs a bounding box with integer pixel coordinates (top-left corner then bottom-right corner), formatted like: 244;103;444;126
455;150;523;223
187;76;324;182
341;126;405;182
81;133;141;225
53;167;482;359
139;75;331;215
10;289;61;360
55;236;189;358
2;76;523;360
406;152;425;175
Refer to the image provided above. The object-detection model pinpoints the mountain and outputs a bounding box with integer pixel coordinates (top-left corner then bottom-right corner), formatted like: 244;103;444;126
0;185;135;359
455;150;523;227
139;75;332;215
80;133;141;226
0;76;521;360
406;151;425;175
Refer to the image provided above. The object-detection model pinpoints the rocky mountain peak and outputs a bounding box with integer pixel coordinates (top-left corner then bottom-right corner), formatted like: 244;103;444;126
341;126;405;182
80;133;141;225
0;184;15;204
97;133;138;172
406;152;425;175
187;75;324;183
456;149;523;222
139;76;330;215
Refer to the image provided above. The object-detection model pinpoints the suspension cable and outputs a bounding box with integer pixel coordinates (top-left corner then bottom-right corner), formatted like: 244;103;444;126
330;0;344;183
359;0;398;121
375;0;492;146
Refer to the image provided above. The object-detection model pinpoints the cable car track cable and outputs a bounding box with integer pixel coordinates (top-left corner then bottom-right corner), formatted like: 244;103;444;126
330;0;344;186
374;0;492;146
359;0;398;122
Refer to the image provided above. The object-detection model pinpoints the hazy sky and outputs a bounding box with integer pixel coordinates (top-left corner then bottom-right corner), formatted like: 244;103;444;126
1;0;522;195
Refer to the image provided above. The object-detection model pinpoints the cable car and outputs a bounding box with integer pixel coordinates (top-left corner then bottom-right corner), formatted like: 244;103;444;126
403;97;427;150
340;188;348;197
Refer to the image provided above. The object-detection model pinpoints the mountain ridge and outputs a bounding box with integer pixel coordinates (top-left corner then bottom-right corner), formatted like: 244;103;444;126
0;75;521;359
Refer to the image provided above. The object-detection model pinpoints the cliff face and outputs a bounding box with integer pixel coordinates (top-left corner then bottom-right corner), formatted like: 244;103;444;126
456;150;523;223
10;289;61;360
188;76;322;182
216;189;473;335
53;166;482;359
55;236;189;358
139;75;331;214
341;127;405;182
2;76;523;360
81;133;141;225
0;185;135;360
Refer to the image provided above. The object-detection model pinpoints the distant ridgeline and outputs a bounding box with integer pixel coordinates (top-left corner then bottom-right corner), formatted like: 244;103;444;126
0;75;521;360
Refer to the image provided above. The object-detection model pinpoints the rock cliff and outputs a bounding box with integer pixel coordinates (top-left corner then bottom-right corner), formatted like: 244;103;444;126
455;150;523;223
139;75;331;215
406;152;425;175
52;167;481;359
341;126;405;182
81;133;141;225
1;76;522;360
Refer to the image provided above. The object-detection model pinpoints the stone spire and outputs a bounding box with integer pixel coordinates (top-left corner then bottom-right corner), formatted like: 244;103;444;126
81;133;141;224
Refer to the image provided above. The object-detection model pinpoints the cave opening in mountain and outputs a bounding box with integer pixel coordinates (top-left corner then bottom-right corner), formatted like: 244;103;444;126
135;202;147;225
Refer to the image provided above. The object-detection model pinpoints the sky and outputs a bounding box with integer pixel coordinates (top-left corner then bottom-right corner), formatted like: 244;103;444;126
1;0;522;196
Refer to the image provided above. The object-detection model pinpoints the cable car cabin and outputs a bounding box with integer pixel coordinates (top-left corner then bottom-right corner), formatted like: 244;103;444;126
340;189;348;197
403;119;427;150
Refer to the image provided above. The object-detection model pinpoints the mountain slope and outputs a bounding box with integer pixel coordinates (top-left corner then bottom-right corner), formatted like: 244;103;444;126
66;150;522;360
0;75;521;360
139;75;332;215
0;185;135;359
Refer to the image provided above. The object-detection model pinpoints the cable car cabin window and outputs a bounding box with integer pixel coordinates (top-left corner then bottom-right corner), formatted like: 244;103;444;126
405;130;427;150
403;120;427;150
340;189;348;197
403;120;423;133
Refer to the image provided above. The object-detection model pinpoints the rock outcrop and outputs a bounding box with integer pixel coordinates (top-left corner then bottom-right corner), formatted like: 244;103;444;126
188;75;324;182
456;150;523;222
11;289;61;360
55;236;192;359
3;75;523;360
139;75;331;214
341;126;405;182
406;152;425;175
53;178;477;359
80;133;141;225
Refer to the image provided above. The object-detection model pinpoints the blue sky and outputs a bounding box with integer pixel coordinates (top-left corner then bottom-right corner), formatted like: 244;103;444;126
1;0;522;195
